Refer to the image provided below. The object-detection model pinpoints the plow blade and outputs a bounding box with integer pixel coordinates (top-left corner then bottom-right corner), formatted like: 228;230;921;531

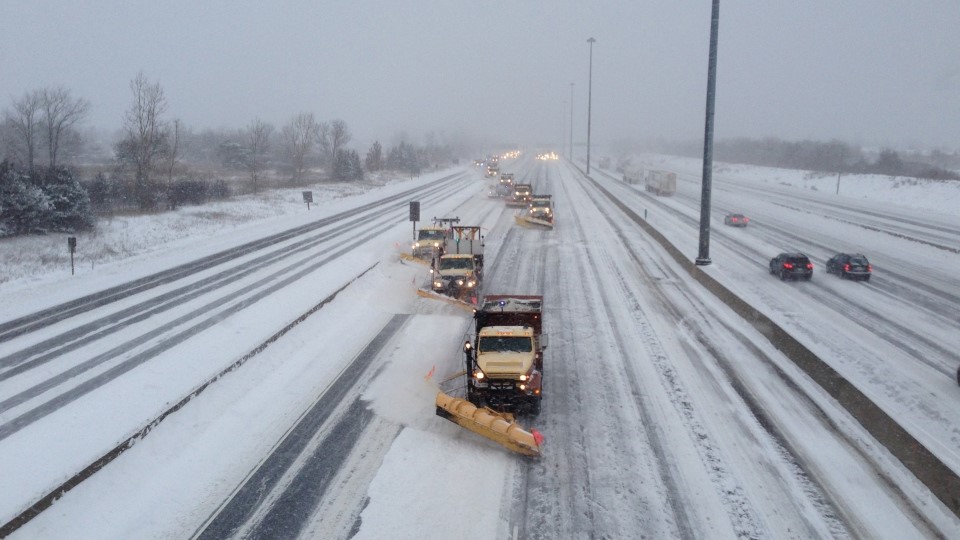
399;253;431;266
435;392;543;457
416;288;478;312
515;215;554;230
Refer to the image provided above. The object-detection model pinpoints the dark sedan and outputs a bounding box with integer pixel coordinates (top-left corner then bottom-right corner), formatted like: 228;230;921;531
769;252;813;281
826;253;872;281
723;213;750;227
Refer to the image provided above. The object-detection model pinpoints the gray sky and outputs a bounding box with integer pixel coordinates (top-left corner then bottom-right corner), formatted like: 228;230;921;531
3;0;958;150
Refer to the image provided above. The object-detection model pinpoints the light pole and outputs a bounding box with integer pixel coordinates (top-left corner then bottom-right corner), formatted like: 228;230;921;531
562;99;567;156
586;37;596;175
695;0;719;266
569;82;574;159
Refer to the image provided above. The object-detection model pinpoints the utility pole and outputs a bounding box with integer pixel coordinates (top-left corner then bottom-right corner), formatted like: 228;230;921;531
562;99;567;158
696;0;720;266
586;37;596;175
569;83;574;159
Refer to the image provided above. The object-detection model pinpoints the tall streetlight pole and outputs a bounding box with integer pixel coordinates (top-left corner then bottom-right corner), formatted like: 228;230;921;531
586;37;596;175
695;0;720;266
569;83;574;159
562;99;567;156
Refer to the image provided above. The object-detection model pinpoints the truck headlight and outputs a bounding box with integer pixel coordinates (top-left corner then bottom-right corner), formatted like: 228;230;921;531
456;279;464;286
474;370;485;380
519;374;527;381
466;280;476;288
433;281;442;288
519;384;526;390
413;242;420;249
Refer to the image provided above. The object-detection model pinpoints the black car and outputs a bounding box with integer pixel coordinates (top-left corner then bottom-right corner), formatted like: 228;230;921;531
723;213;749;227
769;252;813;281
826;253;872;281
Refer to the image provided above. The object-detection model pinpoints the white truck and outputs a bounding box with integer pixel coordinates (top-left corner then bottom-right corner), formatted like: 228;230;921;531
645;170;677;196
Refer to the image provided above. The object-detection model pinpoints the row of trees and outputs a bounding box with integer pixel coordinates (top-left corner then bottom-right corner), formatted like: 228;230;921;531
664;137;960;181
1;74;465;238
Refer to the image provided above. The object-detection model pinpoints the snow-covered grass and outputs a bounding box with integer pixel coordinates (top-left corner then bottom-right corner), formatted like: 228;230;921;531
629;153;960;216
0;172;406;288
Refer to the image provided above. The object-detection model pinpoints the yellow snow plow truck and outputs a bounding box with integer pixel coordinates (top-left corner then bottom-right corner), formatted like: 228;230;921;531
506;183;533;207
466;295;546;415
408;225;448;261
435;294;546;456
418;225;484;308
516;194;553;229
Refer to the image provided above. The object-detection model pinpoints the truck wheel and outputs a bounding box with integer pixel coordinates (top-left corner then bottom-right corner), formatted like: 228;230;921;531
529;396;542;416
467;387;480;407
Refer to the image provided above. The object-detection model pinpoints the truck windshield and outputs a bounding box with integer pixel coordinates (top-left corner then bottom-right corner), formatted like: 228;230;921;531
479;336;532;353
439;258;474;270
418;230;446;241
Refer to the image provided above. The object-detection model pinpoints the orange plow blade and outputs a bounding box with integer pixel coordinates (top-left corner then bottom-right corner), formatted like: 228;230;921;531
435;392;543;457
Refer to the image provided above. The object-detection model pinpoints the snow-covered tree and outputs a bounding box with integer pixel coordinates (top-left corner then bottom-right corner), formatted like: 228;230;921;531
0;161;49;236
40;167;94;232
332;149;363;181
365;141;383;172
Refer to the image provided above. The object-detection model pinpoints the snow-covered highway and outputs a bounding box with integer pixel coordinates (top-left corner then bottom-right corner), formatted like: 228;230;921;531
1;156;959;539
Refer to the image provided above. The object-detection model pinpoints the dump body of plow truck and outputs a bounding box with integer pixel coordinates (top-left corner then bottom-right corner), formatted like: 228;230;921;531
465;295;546;415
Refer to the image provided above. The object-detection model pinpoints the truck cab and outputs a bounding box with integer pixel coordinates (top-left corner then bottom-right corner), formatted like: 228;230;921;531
528;195;553;223
431;253;482;299
508;183;532;207
412;226;448;259
465;295;546;415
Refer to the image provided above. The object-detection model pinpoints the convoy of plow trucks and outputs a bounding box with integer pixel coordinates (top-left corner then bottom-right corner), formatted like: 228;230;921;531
406;161;556;456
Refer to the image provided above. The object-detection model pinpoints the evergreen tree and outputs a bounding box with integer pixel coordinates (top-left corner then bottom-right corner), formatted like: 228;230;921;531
0;161;50;236
348;149;363;181
41;167;95;232
365;141;383;172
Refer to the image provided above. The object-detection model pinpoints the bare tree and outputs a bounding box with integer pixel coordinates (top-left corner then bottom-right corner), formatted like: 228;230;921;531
5;90;43;171
316;121;331;164
122;72;168;209
246;117;273;192
164;118;182;184
329;119;352;169
40;86;90;169
281;112;319;184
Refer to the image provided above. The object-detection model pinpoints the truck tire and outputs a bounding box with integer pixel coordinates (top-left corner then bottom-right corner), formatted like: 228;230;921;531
529;396;542;416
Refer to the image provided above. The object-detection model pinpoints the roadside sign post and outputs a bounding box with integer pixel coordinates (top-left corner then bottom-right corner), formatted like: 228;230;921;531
409;201;420;240
302;191;313;210
67;236;77;275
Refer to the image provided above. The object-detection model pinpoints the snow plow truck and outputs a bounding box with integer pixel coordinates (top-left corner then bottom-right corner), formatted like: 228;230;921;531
434;294;547;457
506;183;533;207
515;194;554;229
418;225;484;309
465;295;546;415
